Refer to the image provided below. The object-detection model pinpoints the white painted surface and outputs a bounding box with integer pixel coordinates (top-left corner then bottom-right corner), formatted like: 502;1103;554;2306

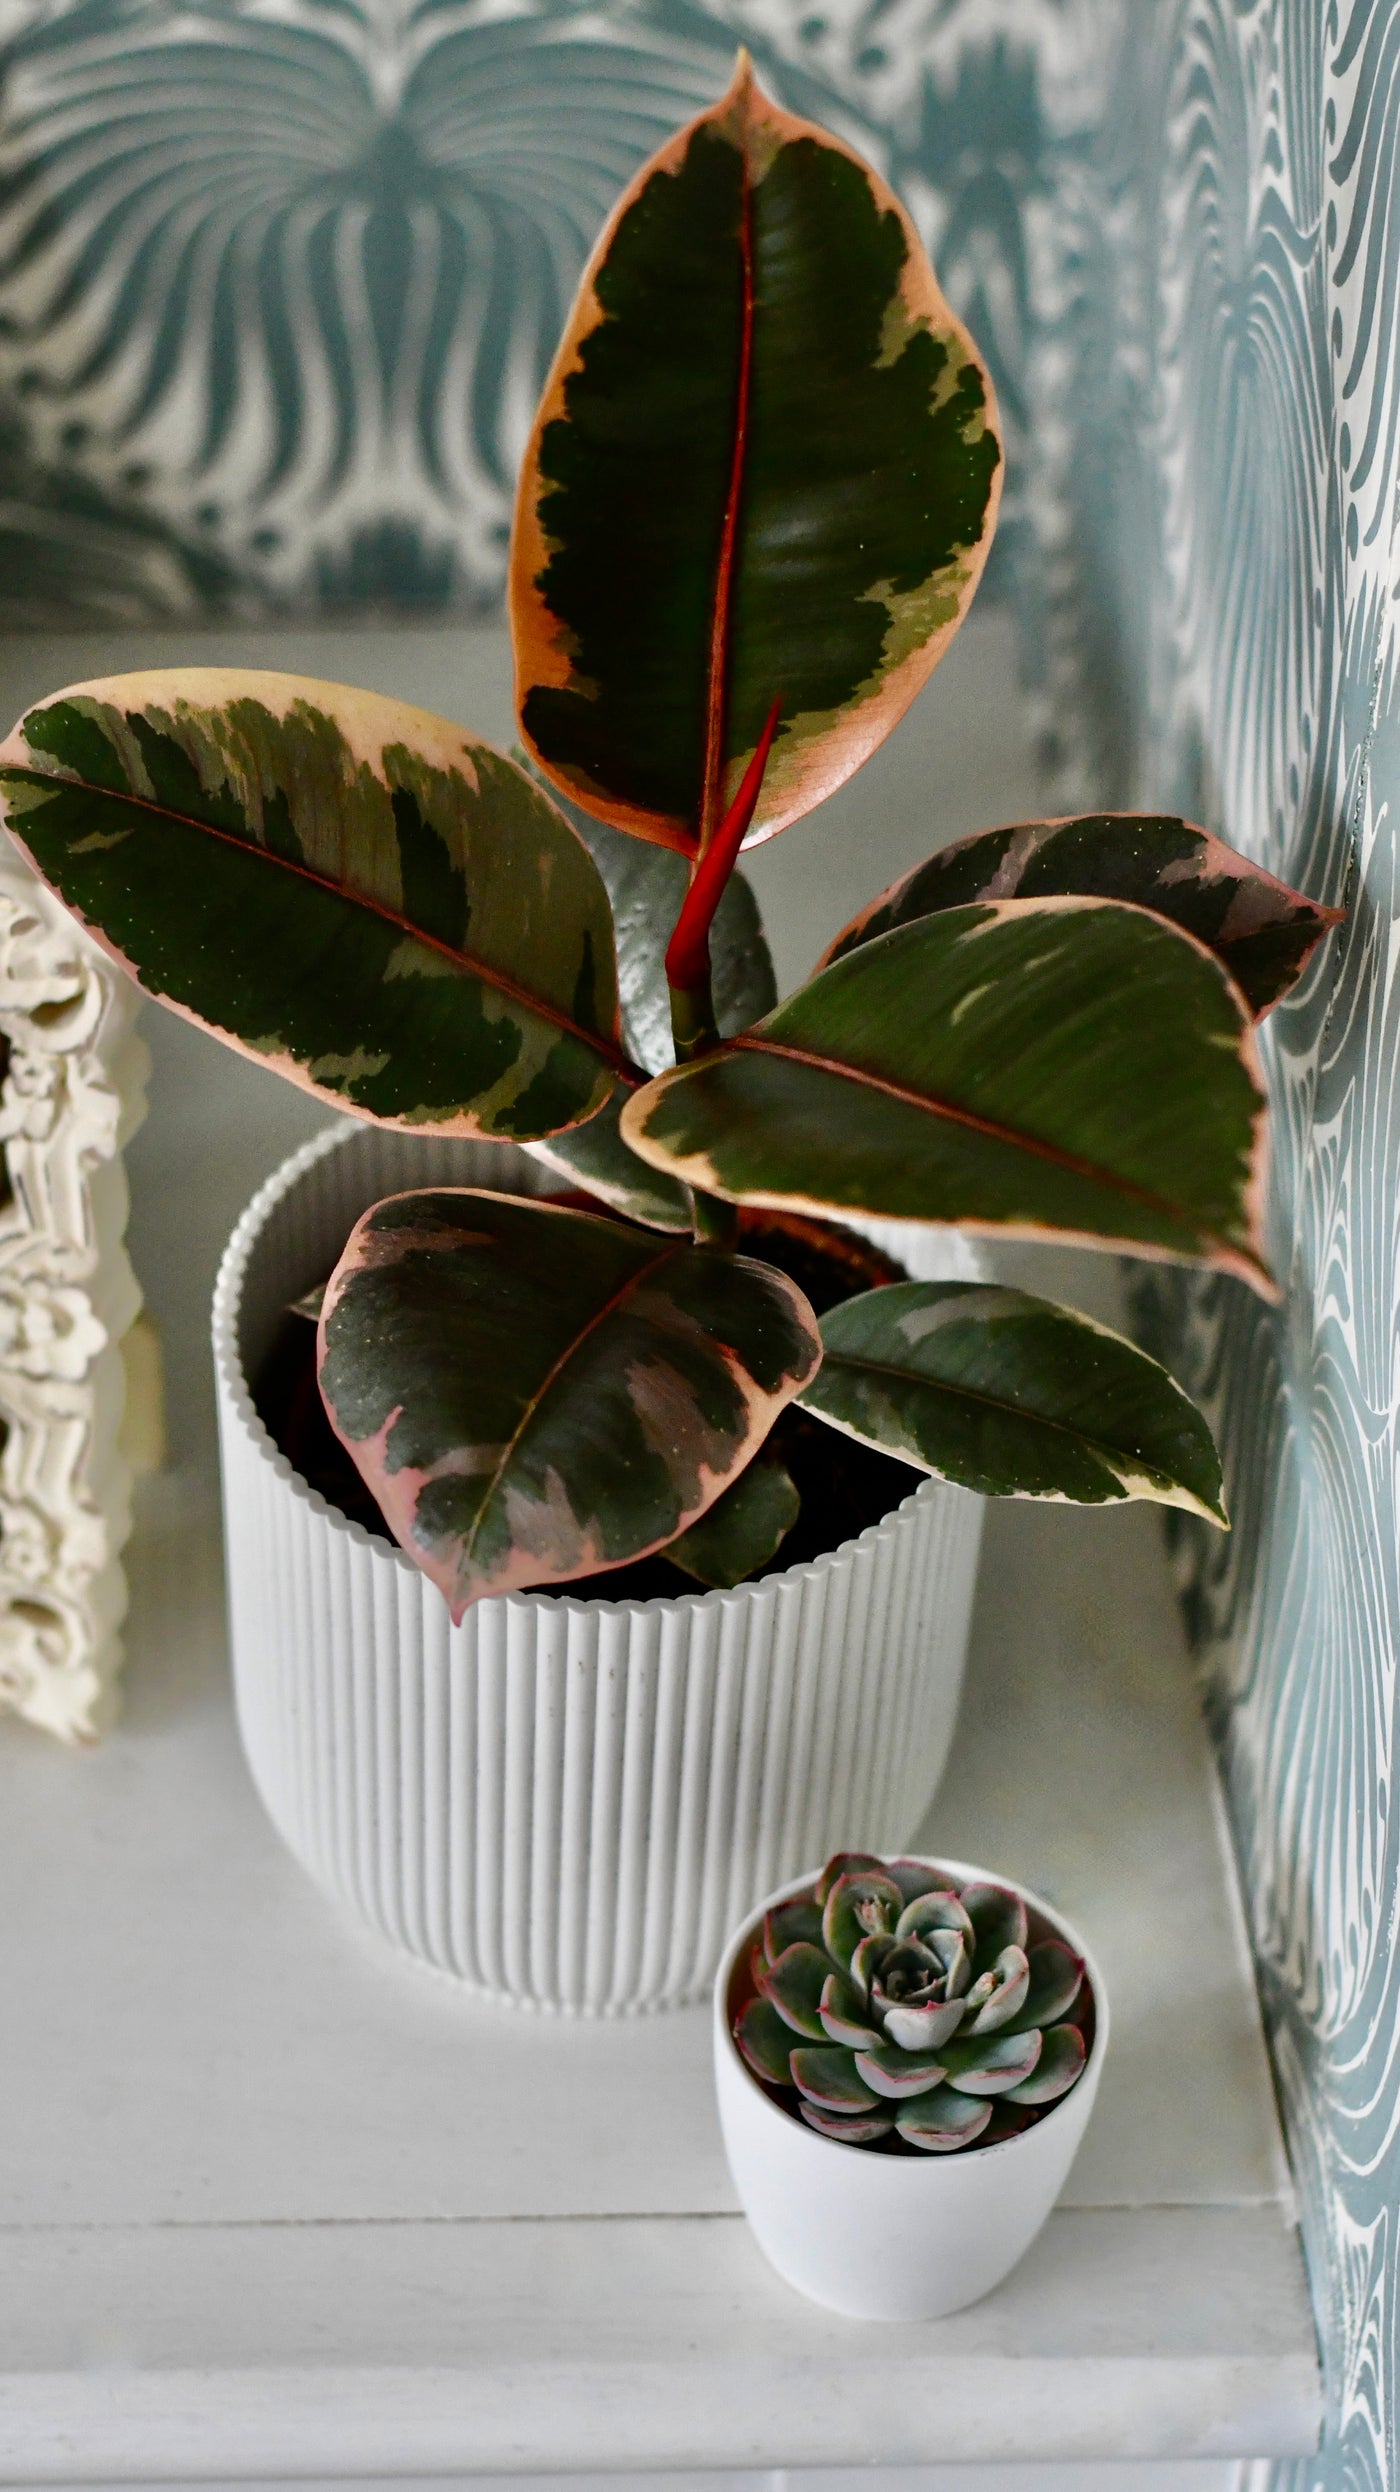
0;617;1316;2480
0;1473;1319;2475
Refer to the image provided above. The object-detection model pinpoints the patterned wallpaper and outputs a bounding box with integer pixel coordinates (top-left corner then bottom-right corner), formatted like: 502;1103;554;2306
1;2;1398;2485
0;0;1106;636
1109;9;1400;2492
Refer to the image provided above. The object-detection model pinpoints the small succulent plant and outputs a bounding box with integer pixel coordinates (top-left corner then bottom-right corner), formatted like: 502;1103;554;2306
734;1852;1090;2151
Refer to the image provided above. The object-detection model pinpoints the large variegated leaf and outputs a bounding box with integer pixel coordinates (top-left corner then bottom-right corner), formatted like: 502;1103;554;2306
511;55;1001;859
620;896;1275;1294
317;1189;822;1615
821;813;1343;1015
0;671;630;1139
799;1282;1226;1521
526;774;778;1227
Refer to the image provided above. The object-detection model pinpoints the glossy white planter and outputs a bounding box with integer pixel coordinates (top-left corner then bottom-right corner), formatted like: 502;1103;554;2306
714;1858;1108;2318
212;1123;986;2014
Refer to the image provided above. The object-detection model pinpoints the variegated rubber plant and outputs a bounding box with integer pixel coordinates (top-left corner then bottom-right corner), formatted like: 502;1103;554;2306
0;59;1340;1620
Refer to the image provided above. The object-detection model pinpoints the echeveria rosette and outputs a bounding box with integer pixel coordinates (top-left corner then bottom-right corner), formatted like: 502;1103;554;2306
734;1853;1089;2151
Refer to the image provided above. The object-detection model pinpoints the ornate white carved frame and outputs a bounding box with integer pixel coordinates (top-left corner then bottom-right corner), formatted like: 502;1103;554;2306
0;840;147;1742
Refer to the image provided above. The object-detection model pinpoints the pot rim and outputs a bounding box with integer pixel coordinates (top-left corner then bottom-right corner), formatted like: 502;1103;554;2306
212;1119;957;1623
713;1852;1110;2169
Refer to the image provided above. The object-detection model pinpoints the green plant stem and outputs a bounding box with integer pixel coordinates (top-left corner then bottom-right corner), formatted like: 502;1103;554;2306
669;972;720;1065
669;969;740;1247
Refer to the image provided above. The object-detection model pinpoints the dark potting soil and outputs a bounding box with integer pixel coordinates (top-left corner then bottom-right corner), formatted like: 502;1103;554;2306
252;1210;924;1601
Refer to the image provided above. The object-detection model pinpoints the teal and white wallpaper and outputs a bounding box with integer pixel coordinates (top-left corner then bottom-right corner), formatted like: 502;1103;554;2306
1109;9;1400;2492
1;3;1398;2486
0;0;1103;634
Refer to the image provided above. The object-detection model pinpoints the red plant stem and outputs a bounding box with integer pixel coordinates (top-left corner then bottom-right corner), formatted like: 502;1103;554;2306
665;696;782;1003
698;90;757;859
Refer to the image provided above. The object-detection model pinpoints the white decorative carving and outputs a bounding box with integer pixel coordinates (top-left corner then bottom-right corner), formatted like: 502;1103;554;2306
0;840;147;1742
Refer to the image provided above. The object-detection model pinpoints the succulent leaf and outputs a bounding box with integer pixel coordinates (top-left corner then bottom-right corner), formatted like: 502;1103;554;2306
757;1941;832;2038
815;1852;888;1905
961;1944;1032;2033
880;1995;968;2053
962;1882;1030;1969
800;2102;897;2143
854;2041;951;2099
819;1973;882;2049
942;2026;1044;2096
1003;1940;1085;2036
886;1857;956;1905
735;1996;797;2086
763;1897;826;1963
895;1889;975;1946
896;2086;994;2152
849;1930;896;2001
1004;2022;1088;2105
790;2046;883;2113
821;1870;904;1971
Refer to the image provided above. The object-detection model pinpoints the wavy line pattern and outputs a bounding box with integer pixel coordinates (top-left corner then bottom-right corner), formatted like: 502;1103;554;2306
0;0;1098;619
1116;7;1400;2488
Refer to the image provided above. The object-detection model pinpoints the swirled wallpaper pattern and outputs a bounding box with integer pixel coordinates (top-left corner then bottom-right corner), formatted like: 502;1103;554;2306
2;3;1398;2486
1113;8;1400;2491
0;0;1119;635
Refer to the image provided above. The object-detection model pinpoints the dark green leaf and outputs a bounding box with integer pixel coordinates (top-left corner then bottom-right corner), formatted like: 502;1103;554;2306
757;1941;831;2038
815;1851;887;1904
528;1093;693;1233
818;1973;881;2048
961;1882;1030;1971
512;58;1000;856
666;1452;799;1585
735;1996;797;2086
317;1188;821;1616
1003;1942;1085;2037
798;1280;1228;1522
789;2046;881;2112
821;1870;903;1972
0;671;629;1139
621;897;1274;1294
763;1896;825;1962
821;813;1343;1016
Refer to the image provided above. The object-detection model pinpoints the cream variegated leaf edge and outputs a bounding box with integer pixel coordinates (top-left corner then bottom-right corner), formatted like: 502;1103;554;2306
0;841;148;1743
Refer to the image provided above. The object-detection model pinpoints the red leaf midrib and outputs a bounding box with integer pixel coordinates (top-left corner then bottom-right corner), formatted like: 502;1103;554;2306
697;84;756;860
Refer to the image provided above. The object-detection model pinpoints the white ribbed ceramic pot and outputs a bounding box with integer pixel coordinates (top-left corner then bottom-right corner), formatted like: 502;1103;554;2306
714;1858;1108;2319
212;1123;986;2013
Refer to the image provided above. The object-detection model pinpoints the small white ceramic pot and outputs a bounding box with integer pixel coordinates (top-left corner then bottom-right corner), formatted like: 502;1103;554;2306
713;1857;1108;2318
213;1123;987;2015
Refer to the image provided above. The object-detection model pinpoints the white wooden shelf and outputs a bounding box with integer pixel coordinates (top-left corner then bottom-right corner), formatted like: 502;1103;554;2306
0;622;1319;2485
0;1447;1320;2482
